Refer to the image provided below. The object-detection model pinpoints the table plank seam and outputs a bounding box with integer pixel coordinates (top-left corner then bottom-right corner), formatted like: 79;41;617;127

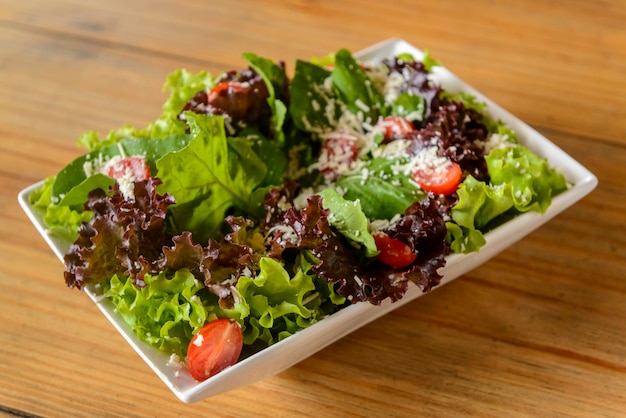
0;405;43;418
0;19;222;69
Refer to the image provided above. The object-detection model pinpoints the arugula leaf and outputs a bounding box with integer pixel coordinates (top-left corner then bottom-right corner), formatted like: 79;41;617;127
337;176;421;221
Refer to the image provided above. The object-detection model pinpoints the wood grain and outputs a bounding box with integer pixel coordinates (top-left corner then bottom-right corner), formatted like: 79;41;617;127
3;0;625;145
1;0;625;416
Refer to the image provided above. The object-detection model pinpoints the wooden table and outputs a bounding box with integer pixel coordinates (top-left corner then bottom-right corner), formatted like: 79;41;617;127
1;1;625;416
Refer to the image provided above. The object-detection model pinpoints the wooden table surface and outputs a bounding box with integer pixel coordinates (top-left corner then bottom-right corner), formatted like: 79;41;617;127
1;1;625;416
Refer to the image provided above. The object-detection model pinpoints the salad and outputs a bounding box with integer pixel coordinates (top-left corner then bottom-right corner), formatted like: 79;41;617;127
29;48;567;382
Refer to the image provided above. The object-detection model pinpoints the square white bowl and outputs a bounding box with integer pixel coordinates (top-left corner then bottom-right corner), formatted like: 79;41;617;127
18;38;598;403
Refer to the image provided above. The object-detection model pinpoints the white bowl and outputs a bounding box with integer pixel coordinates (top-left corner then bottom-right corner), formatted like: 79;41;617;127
18;38;598;403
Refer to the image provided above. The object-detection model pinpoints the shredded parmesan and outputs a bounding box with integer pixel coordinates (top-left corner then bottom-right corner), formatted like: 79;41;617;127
192;333;204;347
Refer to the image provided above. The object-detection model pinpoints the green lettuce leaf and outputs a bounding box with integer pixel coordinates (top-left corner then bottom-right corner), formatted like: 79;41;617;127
420;50;441;72
449;146;568;253
487;146;568;213
44;204;94;242
445;222;487;254
29;176;93;242
310;52;335;68
29;176;54;208
160;69;214;120
103;269;208;357
157;113;267;241
452;175;516;231
318;188;378;257
218;257;319;346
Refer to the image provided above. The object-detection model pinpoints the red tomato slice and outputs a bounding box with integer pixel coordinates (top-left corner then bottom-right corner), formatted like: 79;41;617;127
104;156;151;181
187;319;244;382
208;81;243;103
373;233;417;269
375;116;414;141
413;161;462;196
318;131;360;180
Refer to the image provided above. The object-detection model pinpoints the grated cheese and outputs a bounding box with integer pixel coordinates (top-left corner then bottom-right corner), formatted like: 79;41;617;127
192;333;204;347
268;224;298;246
480;133;516;154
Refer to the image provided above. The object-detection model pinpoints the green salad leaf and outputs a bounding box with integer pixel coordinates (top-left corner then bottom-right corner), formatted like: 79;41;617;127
336;158;424;220
289;60;337;132
331;48;384;122
449;146;568;252
103;269;207;357
290;49;386;133
420;50;441;72
157;113;267;241
217;257;320;346
487;146;568;213
52;134;191;205
318;188;378;257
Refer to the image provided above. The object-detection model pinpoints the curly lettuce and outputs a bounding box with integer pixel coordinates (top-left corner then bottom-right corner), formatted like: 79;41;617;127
448;146;568;253
216;257;321;346
103;269;207;357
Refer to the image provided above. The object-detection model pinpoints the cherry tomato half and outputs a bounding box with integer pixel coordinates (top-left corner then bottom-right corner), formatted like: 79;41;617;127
413;161;462;196
187;319;244;382
373;233;417;269
104;156;151;181
375;116;414;141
